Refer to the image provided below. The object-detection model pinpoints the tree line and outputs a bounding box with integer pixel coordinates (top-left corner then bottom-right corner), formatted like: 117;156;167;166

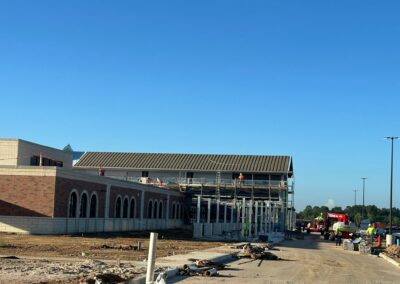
297;205;400;226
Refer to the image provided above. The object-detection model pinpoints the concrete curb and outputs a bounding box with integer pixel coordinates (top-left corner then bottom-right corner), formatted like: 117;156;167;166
379;253;400;268
127;253;235;284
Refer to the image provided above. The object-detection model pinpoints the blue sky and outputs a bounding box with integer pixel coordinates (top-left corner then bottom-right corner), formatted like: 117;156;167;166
1;1;400;210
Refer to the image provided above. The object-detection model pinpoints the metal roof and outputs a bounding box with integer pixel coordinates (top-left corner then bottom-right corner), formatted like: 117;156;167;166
75;152;293;174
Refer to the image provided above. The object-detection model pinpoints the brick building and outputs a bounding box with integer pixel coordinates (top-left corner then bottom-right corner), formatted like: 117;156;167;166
0;139;184;234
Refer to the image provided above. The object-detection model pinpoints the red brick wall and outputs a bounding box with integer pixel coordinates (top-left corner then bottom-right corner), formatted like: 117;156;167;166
109;186;142;218
0;175;56;217
54;177;107;218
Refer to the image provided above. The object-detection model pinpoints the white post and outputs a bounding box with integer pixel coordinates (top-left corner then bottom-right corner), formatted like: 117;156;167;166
241;198;246;236
224;203;227;224
242;198;246;223
268;202;272;233
236;202;240;224
197;195;201;223
248;200;253;238
260;202;264;233
146;232;158;284
207;198;211;224
230;205;234;224
255;201;258;237
216;199;220;223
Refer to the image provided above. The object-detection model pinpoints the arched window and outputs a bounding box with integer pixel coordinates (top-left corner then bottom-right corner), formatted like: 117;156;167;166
154;201;158;219
68;191;78;218
123;197;129;218
115;196;122;218
129;198;136;218
148;200;153;219
172;203;176;219
159;202;163;219
79;192;88;218
89;194;97;218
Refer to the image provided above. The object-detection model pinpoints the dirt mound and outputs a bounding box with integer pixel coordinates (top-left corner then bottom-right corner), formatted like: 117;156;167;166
385;245;400;258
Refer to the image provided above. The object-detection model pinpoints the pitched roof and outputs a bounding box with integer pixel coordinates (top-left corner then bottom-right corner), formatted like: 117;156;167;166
75;152;293;174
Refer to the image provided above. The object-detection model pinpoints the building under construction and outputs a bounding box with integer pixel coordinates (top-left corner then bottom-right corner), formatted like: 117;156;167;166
0;139;295;240
75;152;295;240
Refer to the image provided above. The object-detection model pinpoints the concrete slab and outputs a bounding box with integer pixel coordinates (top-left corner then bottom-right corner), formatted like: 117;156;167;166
203;223;213;237
193;223;203;238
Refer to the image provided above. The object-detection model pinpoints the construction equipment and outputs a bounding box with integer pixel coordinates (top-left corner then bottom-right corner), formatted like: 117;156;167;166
322;212;356;240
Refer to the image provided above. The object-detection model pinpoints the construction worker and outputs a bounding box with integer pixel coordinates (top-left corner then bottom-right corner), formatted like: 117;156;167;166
367;223;377;245
367;223;377;236
335;223;342;246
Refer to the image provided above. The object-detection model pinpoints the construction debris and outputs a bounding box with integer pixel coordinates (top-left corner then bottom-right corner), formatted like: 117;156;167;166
179;259;226;277
94;243;143;251
385;245;400;258
236;243;279;260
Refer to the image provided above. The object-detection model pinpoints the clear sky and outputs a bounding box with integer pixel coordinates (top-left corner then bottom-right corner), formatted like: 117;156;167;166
1;1;399;210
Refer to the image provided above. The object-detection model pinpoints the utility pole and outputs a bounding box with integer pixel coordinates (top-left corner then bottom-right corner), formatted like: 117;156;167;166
385;136;398;236
353;189;358;207
361;177;367;219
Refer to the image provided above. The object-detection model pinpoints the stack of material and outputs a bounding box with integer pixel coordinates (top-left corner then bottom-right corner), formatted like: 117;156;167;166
236;243;279;260
342;239;355;251
178;259;225;277
359;240;372;254
385;245;400;258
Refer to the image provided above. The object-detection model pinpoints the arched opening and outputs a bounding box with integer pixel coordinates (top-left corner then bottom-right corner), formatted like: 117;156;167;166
148;200;153;219
68;191;78;218
89;194;97;218
79;193;88;218
154;201;158;219
129;198;136;218
123;197;129;218
159;202;163;219
115;197;122;218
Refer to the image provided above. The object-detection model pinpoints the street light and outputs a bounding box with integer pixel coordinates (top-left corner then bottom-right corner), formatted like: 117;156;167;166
385;136;398;236
361;177;367;219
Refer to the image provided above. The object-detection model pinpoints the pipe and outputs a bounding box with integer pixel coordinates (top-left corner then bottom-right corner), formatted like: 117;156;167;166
205;268;218;276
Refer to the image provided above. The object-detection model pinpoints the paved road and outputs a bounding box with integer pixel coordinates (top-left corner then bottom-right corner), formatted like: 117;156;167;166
172;234;400;283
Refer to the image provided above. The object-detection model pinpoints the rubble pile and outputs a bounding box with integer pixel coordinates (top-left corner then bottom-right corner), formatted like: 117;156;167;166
236;243;279;260
178;259;225;277
385;245;400;258
342;238;362;251
358;241;372;254
0;257;148;283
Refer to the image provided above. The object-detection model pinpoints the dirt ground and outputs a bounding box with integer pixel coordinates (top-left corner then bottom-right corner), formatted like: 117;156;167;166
0;229;226;283
0;229;224;261
174;233;400;284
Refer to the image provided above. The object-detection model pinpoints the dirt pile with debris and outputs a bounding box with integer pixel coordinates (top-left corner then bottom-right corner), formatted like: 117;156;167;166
385;245;400;258
235;243;280;260
0;257;151;284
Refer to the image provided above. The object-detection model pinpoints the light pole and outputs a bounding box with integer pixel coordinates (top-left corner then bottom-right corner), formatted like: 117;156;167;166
385;136;398;235
353;189;358;206
361;177;367;220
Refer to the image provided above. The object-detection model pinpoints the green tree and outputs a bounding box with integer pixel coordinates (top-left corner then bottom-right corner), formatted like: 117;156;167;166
355;213;362;226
